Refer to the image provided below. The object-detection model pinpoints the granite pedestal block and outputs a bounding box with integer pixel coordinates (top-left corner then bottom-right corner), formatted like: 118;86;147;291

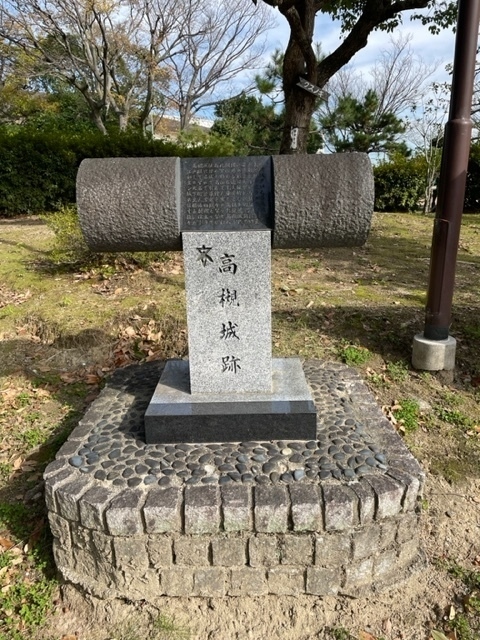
144;359;317;443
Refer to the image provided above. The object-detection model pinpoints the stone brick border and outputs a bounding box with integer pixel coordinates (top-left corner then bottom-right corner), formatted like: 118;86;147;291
44;360;425;600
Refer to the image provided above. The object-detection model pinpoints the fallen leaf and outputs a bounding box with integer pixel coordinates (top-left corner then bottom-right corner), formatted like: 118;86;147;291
33;388;50;398
20;460;38;472
0;537;15;550
60;372;78;383
359;632;377;640
169;266;181;275
431;631;451;640
12;456;23;471
0;286;32;308
85;374;102;385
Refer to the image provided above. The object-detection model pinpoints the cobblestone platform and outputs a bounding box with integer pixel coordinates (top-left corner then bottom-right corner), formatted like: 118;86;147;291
44;360;425;600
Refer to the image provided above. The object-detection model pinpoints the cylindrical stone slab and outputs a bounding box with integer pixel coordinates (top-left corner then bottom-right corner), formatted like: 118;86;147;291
77;157;181;251
272;153;374;249
76;154;374;251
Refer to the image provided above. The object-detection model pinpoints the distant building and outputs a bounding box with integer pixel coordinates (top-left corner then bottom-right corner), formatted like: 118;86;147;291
149;114;213;140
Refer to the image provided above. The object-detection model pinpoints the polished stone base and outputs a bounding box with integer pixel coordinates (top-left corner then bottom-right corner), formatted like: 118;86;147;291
144;358;317;444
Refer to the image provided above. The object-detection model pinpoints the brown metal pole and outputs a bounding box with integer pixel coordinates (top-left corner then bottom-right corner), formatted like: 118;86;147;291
424;0;480;340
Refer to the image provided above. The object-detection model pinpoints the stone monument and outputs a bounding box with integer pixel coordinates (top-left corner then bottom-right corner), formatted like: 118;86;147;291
142;156;322;443
42;154;425;601
77;154;373;444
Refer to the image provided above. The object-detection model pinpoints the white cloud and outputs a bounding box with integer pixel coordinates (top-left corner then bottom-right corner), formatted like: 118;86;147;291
198;8;458;118
263;10;457;85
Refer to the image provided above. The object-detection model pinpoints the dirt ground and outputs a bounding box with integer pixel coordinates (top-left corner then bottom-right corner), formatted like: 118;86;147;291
37;475;477;640
1;215;479;640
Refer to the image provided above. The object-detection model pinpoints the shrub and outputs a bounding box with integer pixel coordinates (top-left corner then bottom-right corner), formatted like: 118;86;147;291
0;126;235;217
464;142;480;212
374;155;426;212
44;204;169;270
374;143;480;214
0;128;77;215
43;205;92;265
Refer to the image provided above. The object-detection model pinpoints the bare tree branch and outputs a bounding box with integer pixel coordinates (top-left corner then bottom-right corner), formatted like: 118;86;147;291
323;33;438;124
160;0;276;129
0;0;191;132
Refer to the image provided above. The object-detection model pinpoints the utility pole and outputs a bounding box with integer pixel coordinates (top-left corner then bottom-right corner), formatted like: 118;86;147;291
412;0;480;371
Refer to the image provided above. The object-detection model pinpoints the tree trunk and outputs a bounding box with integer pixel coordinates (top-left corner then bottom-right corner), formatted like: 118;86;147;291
77;85;107;135
140;72;154;135
273;0;433;154
119;111;129;131
92;113;107;136
278;2;318;154
90;107;107;135
139;44;157;135
281;89;318;154
179;101;194;131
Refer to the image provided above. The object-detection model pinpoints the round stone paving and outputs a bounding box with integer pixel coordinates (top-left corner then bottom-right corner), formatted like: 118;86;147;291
66;360;389;489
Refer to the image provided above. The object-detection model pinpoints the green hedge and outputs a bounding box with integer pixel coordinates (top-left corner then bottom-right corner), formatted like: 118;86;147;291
374;155;427;213
4;128;480;217
375;144;480;214
465;143;480;212
0;127;233;216
0;129;75;215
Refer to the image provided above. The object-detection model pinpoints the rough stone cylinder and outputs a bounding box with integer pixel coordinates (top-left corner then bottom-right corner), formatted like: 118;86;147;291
76;154;374;252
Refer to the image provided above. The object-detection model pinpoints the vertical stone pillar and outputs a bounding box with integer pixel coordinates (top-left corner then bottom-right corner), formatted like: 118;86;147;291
182;230;271;394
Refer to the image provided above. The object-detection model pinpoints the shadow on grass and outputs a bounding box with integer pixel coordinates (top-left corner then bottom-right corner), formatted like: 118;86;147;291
0;236;51;257
0;217;46;227
0;402;88;630
303;223;480;282
273;302;480;368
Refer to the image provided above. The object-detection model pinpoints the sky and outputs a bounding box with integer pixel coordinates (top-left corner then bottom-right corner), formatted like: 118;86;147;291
192;6;459;123
263;8;457;86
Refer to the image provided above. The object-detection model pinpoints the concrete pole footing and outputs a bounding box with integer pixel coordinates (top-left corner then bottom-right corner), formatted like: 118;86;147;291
412;333;456;371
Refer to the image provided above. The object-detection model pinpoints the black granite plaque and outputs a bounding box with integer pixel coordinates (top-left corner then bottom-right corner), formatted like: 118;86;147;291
180;156;273;231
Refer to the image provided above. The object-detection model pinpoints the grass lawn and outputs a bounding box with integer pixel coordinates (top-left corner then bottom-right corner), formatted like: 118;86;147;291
0;211;479;640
